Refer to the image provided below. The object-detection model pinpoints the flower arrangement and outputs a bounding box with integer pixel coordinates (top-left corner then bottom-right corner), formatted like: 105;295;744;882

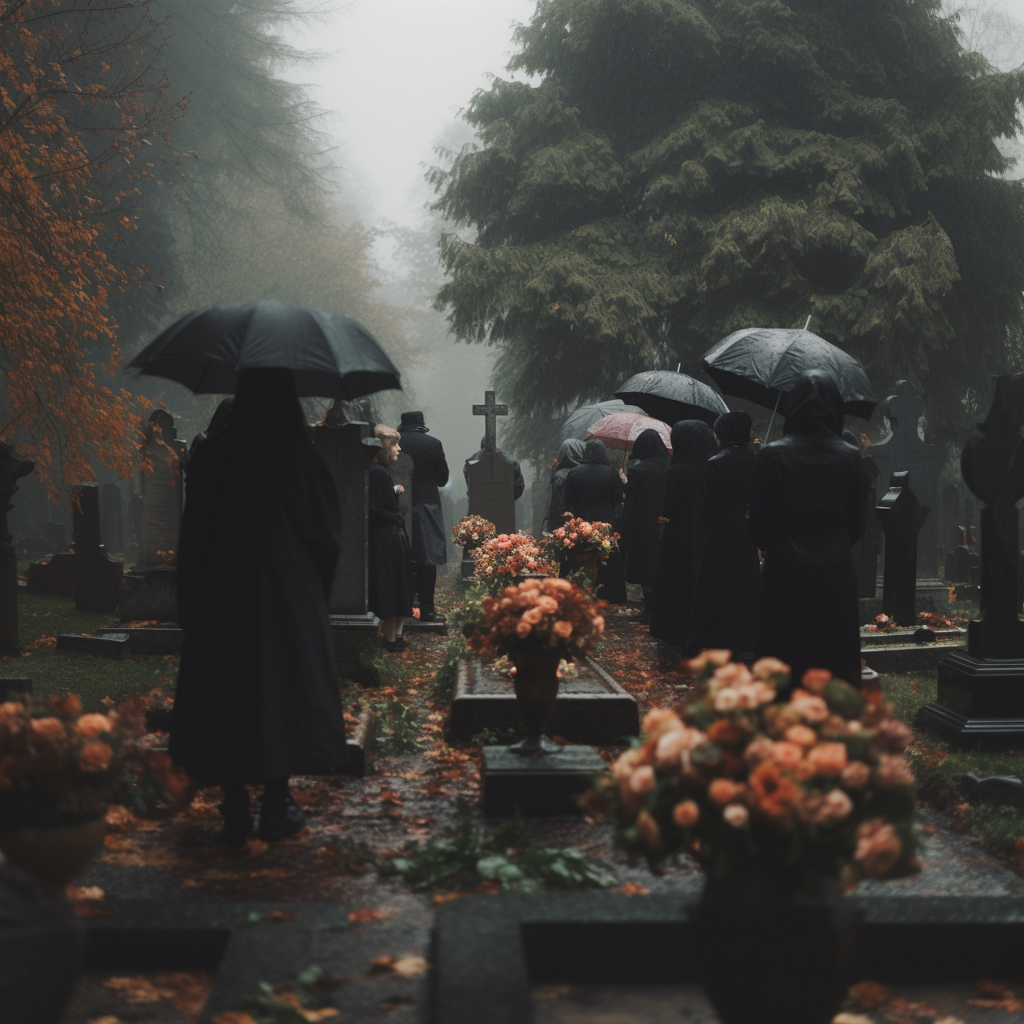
467;578;605;660
864;613;900;633
548;513;619;559
0;693;190;829
451;515;497;548
599;653;917;891
472;533;555;584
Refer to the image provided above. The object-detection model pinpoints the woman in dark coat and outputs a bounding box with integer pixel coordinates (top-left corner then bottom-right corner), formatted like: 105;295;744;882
368;426;415;651
622;429;671;617
564;439;628;603
546;438;586;532
171;369;347;847
750;370;867;687
649;420;717;649
688;412;761;656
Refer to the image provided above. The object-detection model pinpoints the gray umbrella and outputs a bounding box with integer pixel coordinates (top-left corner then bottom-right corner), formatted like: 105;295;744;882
556;399;645;446
614;371;729;426
128;300;402;398
701;327;876;420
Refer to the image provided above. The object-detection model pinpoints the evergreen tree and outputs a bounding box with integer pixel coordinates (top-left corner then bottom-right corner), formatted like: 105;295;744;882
432;0;1024;442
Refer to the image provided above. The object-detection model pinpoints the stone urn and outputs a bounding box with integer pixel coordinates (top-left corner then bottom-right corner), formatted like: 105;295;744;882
0;815;107;888
508;646;563;755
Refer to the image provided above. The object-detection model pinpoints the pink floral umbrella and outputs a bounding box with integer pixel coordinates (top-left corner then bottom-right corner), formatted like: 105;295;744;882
583;412;673;454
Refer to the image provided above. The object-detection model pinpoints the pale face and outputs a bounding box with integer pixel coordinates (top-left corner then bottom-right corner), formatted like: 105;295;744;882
391;443;401;463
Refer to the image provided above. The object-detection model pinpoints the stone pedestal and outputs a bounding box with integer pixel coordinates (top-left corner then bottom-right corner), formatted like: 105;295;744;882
481;744;606;817
921;649;1024;740
119;567;177;623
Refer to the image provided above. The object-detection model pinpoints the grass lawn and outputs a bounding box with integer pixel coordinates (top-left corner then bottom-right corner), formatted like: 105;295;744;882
883;668;1024;863
3;591;175;711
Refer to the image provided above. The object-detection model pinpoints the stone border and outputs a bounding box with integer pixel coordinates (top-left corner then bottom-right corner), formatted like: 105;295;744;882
861;643;962;674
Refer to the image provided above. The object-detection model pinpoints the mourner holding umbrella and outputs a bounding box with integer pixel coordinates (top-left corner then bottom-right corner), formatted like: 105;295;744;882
621;428;671;621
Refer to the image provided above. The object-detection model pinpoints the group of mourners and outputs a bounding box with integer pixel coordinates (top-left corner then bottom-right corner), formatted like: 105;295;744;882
550;369;867;691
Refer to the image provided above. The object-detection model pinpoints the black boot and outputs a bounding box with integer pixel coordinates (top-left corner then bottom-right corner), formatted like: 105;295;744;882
220;784;253;849
259;779;306;842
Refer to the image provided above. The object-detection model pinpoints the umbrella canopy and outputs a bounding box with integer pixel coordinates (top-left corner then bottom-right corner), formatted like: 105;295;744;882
614;370;729;426
584;413;673;455
128;300;402;398
701;327;876;420
555;399;645;446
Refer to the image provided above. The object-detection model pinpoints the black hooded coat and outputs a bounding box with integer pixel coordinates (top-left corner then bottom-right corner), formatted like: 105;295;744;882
564;440;627;603
623;429;671;587
750;371;867;687
547;438;586;532
170;370;348;784
368;459;415;618
649;421;717;648
689;412;761;654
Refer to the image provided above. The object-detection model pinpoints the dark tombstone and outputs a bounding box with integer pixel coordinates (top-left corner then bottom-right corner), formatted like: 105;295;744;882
0;445;34;656
922;373;1024;743
25;553;75;596
938;484;960;565
869;382;942;577
70;484;123;614
388;451;414;543
946;545;974;584
876;470;930;627
100;482;123;553
128;492;144;545
468;391;515;535
137;409;185;569
311;405;382;682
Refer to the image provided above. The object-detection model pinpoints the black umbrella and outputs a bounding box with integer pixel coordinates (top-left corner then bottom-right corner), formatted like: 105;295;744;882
614;370;729;427
128;300;402;398
556;399;645;446
701;327;875;421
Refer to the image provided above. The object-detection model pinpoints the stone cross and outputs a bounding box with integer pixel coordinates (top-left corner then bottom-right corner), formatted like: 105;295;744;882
472;391;508;454
71;484;123;613
0;445;34;655
137;410;186;568
876;470;930;626
870;381;942;577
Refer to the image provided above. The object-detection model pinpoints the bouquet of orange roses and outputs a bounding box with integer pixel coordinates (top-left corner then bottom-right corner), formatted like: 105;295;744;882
472;533;555;586
547;514;619;559
598;653;918;891
451;515;497;548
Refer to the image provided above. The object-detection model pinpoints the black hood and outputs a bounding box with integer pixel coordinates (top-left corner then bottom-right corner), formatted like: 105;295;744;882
670;420;717;465
784;370;845;438
581;439;611;466
631;428;669;462
713;411;752;447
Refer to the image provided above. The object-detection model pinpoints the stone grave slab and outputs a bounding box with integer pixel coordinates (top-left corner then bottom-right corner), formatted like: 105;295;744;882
0;678;30;699
56;632;129;659
97;625;182;655
403;615;448;636
450;656;639;743
861;628;966;647
481;744;607;817
861;642;962;674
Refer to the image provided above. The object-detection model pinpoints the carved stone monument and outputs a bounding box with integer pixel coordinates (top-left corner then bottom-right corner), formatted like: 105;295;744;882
870;382;942;578
876;471;930;627
137;410;186;568
71;484;123;613
922;373;1024;742
312;406;382;682
100;482;123;553
0;445;34;656
467;391;515;535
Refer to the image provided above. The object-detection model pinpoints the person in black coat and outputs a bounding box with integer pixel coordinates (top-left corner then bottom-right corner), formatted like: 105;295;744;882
546;438;586;533
622;428;671;617
649;420;717;649
369;426;415;650
564;439;627;603
750;370;868;687
396;411;449;622
171;369;347;848
185;397;233;492
688;412;760;656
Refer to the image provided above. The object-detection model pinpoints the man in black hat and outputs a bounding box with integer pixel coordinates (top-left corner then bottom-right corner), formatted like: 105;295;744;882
397;411;449;622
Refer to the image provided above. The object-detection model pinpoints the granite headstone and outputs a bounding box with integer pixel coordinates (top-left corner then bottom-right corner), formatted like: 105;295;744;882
137;409;186;568
876;470;930;627
100;482;123;553
71;484;123;613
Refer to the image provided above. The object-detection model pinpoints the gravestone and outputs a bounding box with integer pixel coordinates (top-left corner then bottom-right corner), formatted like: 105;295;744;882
876;471;930;627
311;406;382;682
870;382;942;577
100;482;123;553
0;445;34;656
922;373;1024;742
938;484;960;566
468;391;516;535
128;491;143;546
136;409;185;569
388;451;414;543
70;484;123;613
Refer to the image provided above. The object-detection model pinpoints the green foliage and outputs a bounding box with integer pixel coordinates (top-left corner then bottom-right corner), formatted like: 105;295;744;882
433;0;1024;445
370;700;421;754
386;798;614;892
241;965;337;1024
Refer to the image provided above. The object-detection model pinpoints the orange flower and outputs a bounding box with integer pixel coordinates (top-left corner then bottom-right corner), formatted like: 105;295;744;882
672;800;700;827
841;760;871;791
874;755;914;788
752;657;790;680
855;819;902;877
610;747;649;780
801;669;832;694
552;620;573;639
79;741;113;772
30;717;66;743
707;719;744;746
636;810;665;852
789;688;829;723
771;741;804;769
75;713;112;738
683;649;731;674
806;743;848;778
743;736;775;765
749;761;800;821
521;606;544;626
642;708;683;739
49;694;82;716
0;702;26;729
783;724;818;748
628;765;657;795
708;778;745;806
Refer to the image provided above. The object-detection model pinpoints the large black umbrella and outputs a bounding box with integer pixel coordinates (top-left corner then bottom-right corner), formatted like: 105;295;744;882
614;370;729;427
129;300;402;398
702;327;875;420
556;399;645;446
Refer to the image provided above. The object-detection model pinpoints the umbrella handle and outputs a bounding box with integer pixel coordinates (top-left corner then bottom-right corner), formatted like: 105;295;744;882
764;391;782;444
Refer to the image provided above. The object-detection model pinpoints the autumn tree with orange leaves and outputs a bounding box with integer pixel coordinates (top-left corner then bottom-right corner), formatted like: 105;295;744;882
0;0;180;499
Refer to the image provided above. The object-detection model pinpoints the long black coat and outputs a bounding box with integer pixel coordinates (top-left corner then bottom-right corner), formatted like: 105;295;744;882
650;421;717;648
396;427;449;505
689;445;761;654
171;370;348;785
623;430;670;587
750;372;867;687
368;462;415;619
